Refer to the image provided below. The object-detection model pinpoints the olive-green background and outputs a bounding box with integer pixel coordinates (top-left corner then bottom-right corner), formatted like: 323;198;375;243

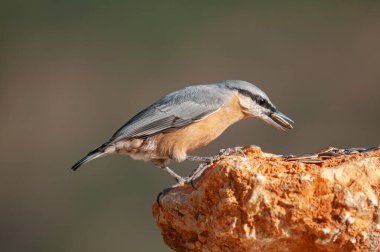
1;1;379;251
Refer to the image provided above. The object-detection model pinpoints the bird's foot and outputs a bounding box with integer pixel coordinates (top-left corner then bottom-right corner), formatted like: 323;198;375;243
186;147;248;188
186;155;219;184
185;155;215;163
161;166;186;184
188;162;210;184
186;146;247;165
158;147;247;205
218;146;246;157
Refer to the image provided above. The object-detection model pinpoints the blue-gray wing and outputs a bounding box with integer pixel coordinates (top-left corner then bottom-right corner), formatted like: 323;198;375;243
109;84;230;142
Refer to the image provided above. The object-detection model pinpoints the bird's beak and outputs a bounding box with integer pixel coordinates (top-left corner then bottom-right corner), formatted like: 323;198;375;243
264;111;294;131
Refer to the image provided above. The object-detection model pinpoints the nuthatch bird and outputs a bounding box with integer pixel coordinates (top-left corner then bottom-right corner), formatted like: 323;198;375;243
72;80;293;183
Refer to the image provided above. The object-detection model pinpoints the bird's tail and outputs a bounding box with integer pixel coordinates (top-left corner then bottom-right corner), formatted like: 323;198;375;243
72;142;110;171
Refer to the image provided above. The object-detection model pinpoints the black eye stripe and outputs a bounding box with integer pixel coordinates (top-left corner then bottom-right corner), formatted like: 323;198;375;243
237;89;256;101
233;88;275;111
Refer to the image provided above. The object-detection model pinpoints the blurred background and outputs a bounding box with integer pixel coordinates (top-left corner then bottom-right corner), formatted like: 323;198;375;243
1;1;379;251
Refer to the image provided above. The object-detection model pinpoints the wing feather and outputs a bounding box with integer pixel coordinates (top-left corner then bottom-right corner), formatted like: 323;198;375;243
109;84;229;142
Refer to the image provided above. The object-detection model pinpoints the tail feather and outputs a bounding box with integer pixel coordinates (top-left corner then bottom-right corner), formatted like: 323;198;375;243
72;143;109;171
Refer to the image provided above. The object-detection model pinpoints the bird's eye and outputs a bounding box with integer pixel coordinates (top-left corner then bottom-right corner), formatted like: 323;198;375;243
257;98;266;106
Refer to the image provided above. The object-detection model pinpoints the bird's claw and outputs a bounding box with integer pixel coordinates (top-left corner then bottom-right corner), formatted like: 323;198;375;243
218;146;246;157
185;156;214;163
188;162;212;183
175;176;187;185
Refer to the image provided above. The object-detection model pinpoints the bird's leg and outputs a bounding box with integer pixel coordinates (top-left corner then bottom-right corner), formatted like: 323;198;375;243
156;166;188;206
185;155;215;163
186;155;217;184
160;166;186;184
189;162;210;181
187;148;248;186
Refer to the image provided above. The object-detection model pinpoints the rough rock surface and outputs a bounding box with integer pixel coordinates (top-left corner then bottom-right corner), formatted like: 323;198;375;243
152;146;380;252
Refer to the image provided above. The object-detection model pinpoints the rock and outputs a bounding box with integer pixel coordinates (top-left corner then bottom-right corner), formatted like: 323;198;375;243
152;146;380;252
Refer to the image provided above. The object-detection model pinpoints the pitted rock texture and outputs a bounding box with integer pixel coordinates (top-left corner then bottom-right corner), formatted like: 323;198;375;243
152;147;380;252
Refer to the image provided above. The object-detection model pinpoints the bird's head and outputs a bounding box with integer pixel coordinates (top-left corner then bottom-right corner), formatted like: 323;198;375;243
223;80;294;131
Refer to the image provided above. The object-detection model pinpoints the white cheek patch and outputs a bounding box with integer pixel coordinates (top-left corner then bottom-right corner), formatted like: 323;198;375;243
238;94;254;110
252;105;265;118
237;94;265;117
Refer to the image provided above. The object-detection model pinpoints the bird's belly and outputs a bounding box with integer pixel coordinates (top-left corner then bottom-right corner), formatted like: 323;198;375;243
109;137;160;161
127;152;152;161
155;125;224;162
156;104;244;162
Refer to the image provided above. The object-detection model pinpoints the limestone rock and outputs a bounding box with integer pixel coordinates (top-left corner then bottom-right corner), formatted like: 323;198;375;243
152;146;380;252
